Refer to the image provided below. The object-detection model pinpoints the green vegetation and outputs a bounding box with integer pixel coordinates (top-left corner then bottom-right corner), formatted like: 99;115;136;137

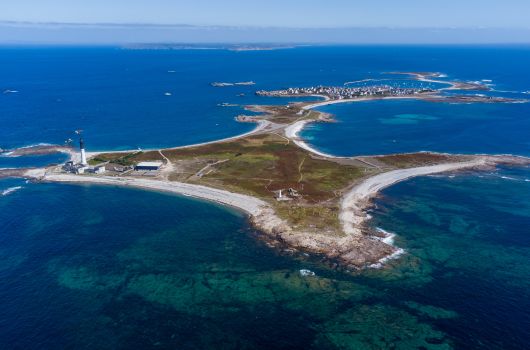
90;151;147;166
162;134;366;202
87;99;476;234
90;131;472;232
93;134;368;231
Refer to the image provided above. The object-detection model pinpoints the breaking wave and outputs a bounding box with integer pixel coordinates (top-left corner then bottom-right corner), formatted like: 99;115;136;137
1;186;23;196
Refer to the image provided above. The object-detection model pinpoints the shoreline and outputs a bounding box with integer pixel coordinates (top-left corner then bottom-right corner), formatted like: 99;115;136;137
340;158;488;237
286;95;434;159
16;74;530;270
32;155;525;271
284;120;342;159
86;120;271;158
41;173;268;216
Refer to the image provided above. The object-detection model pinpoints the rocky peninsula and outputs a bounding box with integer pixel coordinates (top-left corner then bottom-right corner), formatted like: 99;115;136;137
12;73;530;271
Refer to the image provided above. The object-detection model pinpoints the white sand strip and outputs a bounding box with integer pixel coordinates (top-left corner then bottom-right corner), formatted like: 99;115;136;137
42;174;268;216
284;120;340;158
340;158;487;235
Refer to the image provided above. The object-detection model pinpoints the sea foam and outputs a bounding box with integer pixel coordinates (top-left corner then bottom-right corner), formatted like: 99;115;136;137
1;186;22;196
368;227;406;269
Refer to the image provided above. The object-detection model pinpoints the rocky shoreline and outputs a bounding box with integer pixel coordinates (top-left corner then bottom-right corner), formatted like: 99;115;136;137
8;71;530;270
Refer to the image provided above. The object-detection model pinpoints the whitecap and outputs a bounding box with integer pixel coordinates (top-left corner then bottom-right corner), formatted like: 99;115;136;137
299;269;316;277
18;143;53;149
1;186;22;196
368;228;407;269
368;247;406;269
375;227;397;245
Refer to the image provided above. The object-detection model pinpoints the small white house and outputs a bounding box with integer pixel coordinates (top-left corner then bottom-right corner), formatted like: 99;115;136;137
94;166;106;174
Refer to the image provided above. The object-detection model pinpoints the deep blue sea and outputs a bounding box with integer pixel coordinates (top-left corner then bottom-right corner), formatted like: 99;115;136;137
1;45;530;349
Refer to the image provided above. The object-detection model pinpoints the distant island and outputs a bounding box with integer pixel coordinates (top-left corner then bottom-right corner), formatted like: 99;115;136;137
122;43;298;51
211;81;256;87
5;72;529;272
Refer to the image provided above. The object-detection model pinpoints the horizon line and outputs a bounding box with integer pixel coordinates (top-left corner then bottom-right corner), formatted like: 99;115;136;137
2;20;530;31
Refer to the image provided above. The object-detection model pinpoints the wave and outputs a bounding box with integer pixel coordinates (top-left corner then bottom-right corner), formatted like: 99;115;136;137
299;269;316;277
1;143;57;158
367;227;406;269
1;186;23;196
15;143;54;150
344;78;387;86
374;227;397;245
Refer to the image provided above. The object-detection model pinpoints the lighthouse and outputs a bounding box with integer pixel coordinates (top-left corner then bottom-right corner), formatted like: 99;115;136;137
79;137;88;166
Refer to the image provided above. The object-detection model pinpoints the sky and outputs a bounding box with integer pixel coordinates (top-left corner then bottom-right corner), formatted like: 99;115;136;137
1;0;530;44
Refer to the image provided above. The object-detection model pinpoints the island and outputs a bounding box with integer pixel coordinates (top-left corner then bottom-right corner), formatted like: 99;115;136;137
5;73;529;271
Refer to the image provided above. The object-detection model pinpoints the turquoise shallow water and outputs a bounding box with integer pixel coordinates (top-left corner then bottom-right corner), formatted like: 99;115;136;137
1;46;530;349
301;99;530;156
1;166;529;349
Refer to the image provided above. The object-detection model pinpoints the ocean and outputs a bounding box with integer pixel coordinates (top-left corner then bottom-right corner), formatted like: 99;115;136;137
1;45;529;349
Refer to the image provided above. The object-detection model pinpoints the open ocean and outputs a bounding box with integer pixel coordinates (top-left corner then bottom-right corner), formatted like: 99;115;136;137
1;45;529;349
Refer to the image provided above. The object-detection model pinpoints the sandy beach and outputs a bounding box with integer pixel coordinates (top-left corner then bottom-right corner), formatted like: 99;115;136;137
340;158;488;236
284;120;341;158
20;88;528;269
286;95;437;159
42;173;268;216
32;156;502;270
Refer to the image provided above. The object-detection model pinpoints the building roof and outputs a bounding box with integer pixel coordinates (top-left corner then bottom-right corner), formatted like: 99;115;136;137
136;161;163;168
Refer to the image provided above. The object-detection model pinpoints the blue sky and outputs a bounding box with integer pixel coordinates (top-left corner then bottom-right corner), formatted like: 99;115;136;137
1;1;530;44
2;0;530;28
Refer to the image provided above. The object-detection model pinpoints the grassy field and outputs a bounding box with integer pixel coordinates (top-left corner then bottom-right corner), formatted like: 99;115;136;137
162;134;366;201
87;100;474;234
91;133;372;231
89;133;476;232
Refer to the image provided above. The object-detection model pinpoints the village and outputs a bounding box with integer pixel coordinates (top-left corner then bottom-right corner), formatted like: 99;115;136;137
256;84;435;100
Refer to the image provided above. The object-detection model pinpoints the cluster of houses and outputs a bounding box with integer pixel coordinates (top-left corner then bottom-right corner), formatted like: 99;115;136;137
62;161;106;175
256;85;434;100
62;160;164;176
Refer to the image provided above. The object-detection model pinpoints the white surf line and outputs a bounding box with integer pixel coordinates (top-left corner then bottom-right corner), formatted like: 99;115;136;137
86;120;271;158
339;158;487;236
41;174;268;216
1;186;23;196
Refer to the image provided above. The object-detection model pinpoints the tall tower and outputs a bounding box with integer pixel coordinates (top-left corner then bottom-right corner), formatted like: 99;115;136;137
80;137;88;166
